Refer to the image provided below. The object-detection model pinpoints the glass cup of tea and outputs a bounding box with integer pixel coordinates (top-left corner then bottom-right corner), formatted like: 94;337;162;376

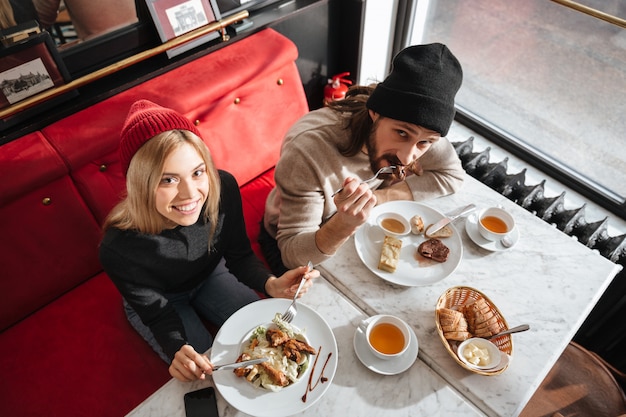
358;315;411;360
477;207;516;242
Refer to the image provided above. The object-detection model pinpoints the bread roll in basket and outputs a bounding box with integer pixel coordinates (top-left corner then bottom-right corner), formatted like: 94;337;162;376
435;286;513;375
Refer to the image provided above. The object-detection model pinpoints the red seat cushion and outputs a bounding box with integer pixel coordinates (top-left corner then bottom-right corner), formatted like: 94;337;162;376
0;273;170;417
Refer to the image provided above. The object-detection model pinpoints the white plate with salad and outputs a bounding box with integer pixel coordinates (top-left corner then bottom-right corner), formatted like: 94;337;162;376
211;298;338;417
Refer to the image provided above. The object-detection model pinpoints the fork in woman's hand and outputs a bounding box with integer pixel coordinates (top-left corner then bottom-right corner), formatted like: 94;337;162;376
281;261;313;323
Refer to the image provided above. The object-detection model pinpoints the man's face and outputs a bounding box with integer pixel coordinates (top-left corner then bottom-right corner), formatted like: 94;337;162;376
366;110;440;174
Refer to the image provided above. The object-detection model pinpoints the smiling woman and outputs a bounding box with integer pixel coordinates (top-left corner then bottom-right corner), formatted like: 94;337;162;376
99;99;320;384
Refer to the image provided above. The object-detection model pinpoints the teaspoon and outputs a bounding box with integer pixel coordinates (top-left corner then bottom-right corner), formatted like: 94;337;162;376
488;324;530;339
500;235;514;248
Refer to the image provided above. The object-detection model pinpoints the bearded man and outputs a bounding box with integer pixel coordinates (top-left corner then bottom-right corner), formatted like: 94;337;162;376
261;43;465;274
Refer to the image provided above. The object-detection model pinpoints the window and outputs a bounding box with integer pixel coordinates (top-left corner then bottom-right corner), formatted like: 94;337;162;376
414;0;626;219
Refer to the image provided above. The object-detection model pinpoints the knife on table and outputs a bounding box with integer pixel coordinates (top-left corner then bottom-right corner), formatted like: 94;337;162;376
212;357;268;371
427;204;477;236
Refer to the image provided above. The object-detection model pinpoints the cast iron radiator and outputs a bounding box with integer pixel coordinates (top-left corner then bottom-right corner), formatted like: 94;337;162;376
453;137;626;373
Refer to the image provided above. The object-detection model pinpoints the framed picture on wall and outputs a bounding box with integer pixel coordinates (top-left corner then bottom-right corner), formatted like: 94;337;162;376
145;0;222;58
0;31;71;111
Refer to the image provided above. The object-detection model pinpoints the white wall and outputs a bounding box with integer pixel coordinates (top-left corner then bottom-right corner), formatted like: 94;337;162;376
357;0;398;85
358;0;433;84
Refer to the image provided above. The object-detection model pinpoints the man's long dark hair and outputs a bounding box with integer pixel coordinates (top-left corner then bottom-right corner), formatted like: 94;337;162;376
327;85;377;157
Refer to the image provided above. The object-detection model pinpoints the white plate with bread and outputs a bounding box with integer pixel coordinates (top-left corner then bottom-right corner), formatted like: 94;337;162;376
354;201;462;287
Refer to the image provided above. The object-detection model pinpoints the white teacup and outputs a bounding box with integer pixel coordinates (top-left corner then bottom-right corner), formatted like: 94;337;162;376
477;207;516;242
358;315;411;360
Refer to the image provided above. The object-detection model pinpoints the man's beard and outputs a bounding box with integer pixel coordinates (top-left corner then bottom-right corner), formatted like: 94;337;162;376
366;122;402;177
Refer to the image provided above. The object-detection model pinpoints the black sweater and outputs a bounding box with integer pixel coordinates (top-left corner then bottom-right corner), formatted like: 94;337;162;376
99;170;272;359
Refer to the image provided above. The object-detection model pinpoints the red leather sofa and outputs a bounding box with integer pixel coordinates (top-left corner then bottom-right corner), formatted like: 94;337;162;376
0;28;308;417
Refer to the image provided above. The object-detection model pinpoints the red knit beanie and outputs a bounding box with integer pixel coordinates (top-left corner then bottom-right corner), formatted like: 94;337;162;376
119;100;201;175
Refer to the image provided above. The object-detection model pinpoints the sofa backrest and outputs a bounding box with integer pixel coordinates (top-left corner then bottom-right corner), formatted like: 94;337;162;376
0;132;103;331
0;29;308;331
42;28;307;224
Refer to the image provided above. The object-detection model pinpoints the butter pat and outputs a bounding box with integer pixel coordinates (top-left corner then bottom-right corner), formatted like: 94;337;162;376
463;342;491;366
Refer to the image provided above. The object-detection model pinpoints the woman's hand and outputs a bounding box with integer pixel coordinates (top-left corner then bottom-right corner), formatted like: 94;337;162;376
265;264;318;299
169;344;213;382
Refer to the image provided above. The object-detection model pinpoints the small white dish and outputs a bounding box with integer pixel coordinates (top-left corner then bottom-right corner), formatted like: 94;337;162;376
457;338;502;370
376;212;410;237
353;315;418;375
465;213;520;251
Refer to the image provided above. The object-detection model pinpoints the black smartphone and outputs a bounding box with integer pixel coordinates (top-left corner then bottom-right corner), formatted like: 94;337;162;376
184;387;219;417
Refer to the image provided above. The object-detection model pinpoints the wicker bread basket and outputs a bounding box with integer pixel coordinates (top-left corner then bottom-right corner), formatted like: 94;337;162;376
435;286;512;375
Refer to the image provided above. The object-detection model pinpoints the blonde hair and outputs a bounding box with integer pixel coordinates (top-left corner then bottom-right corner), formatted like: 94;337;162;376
104;130;221;244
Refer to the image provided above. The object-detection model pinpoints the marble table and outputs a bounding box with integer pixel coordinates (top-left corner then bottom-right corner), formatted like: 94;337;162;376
126;278;484;416
318;175;622;417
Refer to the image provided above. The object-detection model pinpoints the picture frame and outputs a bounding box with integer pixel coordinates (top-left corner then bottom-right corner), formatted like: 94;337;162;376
0;31;71;111
145;0;222;58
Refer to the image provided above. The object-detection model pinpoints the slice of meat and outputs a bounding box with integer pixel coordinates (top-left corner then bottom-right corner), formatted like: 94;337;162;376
393;165;407;181
282;338;317;363
233;353;252;377
259;362;289;386
418;238;450;262
266;328;290;347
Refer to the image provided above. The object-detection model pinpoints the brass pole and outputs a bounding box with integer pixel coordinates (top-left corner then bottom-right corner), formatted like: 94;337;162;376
550;0;626;28
1;10;249;119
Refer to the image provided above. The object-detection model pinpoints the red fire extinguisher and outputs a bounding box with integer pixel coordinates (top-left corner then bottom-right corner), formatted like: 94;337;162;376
324;72;353;106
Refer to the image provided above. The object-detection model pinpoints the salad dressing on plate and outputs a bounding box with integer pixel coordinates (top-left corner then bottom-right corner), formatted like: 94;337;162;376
302;347;332;403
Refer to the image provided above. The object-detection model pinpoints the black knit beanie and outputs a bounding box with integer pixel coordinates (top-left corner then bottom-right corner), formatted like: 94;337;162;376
366;43;462;137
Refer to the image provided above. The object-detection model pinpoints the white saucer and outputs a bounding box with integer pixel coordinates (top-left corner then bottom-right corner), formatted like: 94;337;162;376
465;214;520;252
353;315;419;375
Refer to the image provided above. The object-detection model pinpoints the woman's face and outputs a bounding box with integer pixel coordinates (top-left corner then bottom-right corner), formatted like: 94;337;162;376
155;142;209;227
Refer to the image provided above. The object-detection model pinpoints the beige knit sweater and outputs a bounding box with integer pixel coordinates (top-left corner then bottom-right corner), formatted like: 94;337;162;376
264;107;465;268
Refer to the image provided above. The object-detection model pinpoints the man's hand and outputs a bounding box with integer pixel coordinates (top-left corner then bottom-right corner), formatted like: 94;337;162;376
333;178;377;230
315;178;377;255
